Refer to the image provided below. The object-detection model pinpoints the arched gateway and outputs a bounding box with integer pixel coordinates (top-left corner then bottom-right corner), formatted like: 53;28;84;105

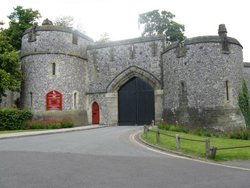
118;77;154;125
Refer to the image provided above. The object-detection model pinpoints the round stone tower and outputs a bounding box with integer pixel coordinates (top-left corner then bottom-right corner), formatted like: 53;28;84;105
20;19;93;125
162;24;246;130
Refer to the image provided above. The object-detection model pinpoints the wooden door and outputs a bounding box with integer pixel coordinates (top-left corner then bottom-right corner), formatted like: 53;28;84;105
92;102;100;124
118;77;154;125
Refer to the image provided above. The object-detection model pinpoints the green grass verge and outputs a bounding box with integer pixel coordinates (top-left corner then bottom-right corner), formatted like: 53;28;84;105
0;129;51;134
142;129;250;161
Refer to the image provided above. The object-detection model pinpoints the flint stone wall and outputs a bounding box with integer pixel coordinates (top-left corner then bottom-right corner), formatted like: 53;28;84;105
87;36;165;93
162;36;245;129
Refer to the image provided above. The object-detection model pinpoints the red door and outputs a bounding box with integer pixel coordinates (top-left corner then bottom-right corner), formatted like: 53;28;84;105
92;102;100;124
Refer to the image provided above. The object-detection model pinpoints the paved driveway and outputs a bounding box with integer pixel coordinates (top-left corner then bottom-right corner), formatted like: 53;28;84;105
0;126;249;188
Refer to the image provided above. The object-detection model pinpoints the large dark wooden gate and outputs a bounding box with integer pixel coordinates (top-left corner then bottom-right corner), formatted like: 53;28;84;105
118;77;154;125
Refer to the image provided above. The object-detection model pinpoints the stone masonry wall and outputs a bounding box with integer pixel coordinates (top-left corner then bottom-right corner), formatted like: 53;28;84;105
22;26;93;59
243;63;250;92
20;26;92;125
162;36;245;129
86;36;165;93
21;54;87;112
18;23;248;128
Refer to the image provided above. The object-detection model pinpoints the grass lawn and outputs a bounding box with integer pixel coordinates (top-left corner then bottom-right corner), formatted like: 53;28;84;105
141;129;250;161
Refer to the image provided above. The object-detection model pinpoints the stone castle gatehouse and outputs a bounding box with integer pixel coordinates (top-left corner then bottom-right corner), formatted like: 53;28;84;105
14;20;248;129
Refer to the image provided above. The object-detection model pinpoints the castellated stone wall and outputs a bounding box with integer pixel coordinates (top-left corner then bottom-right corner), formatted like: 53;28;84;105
162;36;245;130
20;26;93;125
87;36;165;93
86;36;165;125
17;23;247;128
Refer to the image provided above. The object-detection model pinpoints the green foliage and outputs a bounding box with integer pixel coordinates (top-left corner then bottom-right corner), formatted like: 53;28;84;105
169;125;188;133
0;108;32;130
157;121;248;140
229;130;250;140
142;129;250;161
61;117;74;128
0;32;22;102
157;120;170;130
3;6;41;50
238;80;250;129
28;119;74;129
157;121;188;133
192;128;226;138
138;9;185;42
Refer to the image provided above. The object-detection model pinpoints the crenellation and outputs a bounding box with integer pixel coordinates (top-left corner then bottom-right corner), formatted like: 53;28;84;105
0;21;246;129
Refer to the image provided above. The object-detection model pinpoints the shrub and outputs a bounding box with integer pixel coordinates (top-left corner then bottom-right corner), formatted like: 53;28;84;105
158;120;170;130
61;117;74;128
157;121;249;140
28;119;74;129
169;124;188;133
238;80;250;129
191;128;223;137
229;130;250;140
0;108;32;130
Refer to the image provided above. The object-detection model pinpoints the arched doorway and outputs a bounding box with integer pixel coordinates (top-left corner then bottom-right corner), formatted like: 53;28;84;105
118;77;154;125
92;102;100;124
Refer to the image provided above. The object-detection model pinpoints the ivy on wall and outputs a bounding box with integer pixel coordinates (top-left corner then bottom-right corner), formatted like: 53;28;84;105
238;80;250;129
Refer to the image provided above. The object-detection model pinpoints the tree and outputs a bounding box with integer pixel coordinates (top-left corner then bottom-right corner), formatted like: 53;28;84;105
54;16;74;28
97;32;110;43
4;6;41;50
0;32;22;103
238;80;250;129
138;10;185;42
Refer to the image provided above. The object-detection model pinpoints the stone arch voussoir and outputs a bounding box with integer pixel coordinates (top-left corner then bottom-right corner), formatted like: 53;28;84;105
106;66;161;92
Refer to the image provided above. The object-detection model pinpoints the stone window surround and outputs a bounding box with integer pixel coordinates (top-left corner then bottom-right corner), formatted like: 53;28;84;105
72;90;79;109
49;62;60;78
224;80;232;105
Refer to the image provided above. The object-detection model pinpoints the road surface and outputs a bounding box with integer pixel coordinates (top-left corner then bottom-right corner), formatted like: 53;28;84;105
0;126;249;188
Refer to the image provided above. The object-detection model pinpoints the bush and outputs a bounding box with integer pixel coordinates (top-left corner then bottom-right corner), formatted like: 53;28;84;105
0;108;32;130
238;80;250;129
158;121;188;133
28;119;74;129
169;124;188;133
61;117;74;128
158;120;170;130
229;130;250;140
157;121;249;140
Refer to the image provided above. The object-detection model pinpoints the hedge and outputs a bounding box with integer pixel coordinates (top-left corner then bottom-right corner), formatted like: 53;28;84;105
0;108;33;130
27;119;74;129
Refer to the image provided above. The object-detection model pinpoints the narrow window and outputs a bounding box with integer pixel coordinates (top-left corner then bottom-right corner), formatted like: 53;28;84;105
73;92;77;109
52;63;56;75
181;82;185;94
30;92;33;108
226;80;229;101
151;42;157;57
130;45;135;59
110;48;115;61
72;31;78;45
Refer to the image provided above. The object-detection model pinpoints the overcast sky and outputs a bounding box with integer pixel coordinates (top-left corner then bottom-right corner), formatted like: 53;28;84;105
1;0;250;62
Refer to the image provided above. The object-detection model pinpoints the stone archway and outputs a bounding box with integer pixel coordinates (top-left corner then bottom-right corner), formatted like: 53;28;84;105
106;66;161;92
105;66;163;125
92;102;100;124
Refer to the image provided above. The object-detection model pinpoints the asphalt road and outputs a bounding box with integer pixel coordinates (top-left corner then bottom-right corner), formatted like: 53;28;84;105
0;126;249;188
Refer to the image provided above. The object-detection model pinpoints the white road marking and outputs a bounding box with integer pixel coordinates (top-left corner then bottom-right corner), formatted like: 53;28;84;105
130;129;250;172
